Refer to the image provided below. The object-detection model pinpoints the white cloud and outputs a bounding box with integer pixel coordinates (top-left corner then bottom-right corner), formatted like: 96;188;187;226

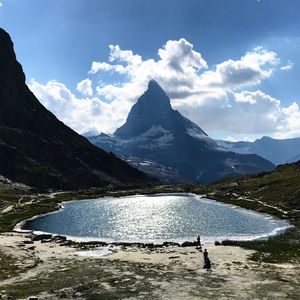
89;38;209;101
29;80;132;135
0;2;3;7
76;78;93;97
89;42;279;103
174;90;284;134
158;38;208;72
225;135;256;142
205;47;279;89
90;61;127;74
275;102;300;138
280;60;294;71
29;38;300;139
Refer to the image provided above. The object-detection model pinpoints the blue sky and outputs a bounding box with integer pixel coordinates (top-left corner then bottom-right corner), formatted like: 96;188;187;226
1;0;300;140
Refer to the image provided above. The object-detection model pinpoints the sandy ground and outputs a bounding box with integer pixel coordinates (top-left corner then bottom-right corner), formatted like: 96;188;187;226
0;232;299;299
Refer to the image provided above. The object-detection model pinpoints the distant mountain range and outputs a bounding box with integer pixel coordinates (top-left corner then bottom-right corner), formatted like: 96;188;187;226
0;28;153;189
89;80;274;184
218;136;300;165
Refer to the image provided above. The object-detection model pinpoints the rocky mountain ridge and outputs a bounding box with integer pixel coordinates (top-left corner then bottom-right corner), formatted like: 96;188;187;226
218;136;300;165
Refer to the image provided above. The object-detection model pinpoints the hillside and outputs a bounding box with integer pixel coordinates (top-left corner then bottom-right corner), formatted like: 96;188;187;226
0;28;153;190
206;162;300;214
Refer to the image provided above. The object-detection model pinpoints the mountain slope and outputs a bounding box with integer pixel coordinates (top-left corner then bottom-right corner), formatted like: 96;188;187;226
218;136;300;165
89;80;274;184
0;28;153;189
208;161;300;212
287;153;300;164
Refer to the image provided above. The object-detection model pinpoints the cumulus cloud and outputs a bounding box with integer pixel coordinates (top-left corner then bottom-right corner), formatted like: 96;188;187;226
276;102;300;138
76;78;93;96
90;61;127;74
29;38;300;139
89;41;279;103
90;38;209;101
29;80;132;135
205;47;279;89
173;90;284;134
158;38;208;72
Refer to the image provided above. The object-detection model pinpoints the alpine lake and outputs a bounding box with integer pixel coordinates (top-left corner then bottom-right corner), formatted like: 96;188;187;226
22;193;291;244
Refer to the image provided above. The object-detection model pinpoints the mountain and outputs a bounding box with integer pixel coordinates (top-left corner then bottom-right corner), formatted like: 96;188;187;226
218;136;300;165
89;80;274;184
286;153;300;164
120;155;185;184
0;28;153;189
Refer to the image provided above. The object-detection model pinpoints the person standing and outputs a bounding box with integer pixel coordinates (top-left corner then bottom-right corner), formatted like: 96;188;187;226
203;248;208;264
197;235;201;249
203;248;212;270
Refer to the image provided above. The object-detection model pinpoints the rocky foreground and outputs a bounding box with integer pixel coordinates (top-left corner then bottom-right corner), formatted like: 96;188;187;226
0;232;299;299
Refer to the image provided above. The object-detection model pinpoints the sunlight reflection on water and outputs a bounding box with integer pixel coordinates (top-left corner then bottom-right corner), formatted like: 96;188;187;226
23;193;291;244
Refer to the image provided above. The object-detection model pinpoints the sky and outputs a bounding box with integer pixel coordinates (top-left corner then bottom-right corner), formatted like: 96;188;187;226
1;0;300;141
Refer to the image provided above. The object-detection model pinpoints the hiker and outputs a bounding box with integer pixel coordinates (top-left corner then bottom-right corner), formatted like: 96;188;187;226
196;235;201;249
204;257;211;270
202;249;211;270
203;248;208;263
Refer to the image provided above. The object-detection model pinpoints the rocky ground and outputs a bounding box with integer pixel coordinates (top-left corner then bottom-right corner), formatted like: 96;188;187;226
0;232;299;299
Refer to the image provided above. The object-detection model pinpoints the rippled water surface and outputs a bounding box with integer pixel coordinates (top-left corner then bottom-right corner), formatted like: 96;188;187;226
23;193;290;243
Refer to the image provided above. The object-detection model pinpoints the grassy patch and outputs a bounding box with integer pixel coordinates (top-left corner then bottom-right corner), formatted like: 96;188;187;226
0;250;23;281
220;225;300;263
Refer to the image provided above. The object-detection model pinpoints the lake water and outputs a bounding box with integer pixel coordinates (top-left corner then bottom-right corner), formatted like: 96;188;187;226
22;193;291;244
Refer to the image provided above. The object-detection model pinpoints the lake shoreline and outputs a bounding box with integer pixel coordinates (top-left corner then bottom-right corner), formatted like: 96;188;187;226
15;193;292;248
1;185;298;261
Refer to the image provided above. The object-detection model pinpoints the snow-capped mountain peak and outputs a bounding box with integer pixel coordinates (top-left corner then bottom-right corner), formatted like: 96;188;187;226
89;80;274;184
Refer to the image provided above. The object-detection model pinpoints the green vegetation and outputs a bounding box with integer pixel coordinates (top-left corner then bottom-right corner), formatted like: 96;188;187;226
0;250;27;281
219;224;299;263
206;162;300;216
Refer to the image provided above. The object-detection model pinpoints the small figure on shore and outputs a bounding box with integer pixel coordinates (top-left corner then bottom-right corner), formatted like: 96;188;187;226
203;248;208;263
204;257;211;270
196;235;202;249
203;249;211;270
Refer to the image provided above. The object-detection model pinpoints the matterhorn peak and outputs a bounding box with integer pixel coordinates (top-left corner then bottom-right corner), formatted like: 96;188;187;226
148;79;163;90
141;79;171;108
115;80;173;138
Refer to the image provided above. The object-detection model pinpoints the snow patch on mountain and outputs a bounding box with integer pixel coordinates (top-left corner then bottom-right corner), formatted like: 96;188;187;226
224;158;239;170
141;125;169;137
217;140;252;154
90;126;174;151
136;126;174;149
186;127;207;140
185;127;228;152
